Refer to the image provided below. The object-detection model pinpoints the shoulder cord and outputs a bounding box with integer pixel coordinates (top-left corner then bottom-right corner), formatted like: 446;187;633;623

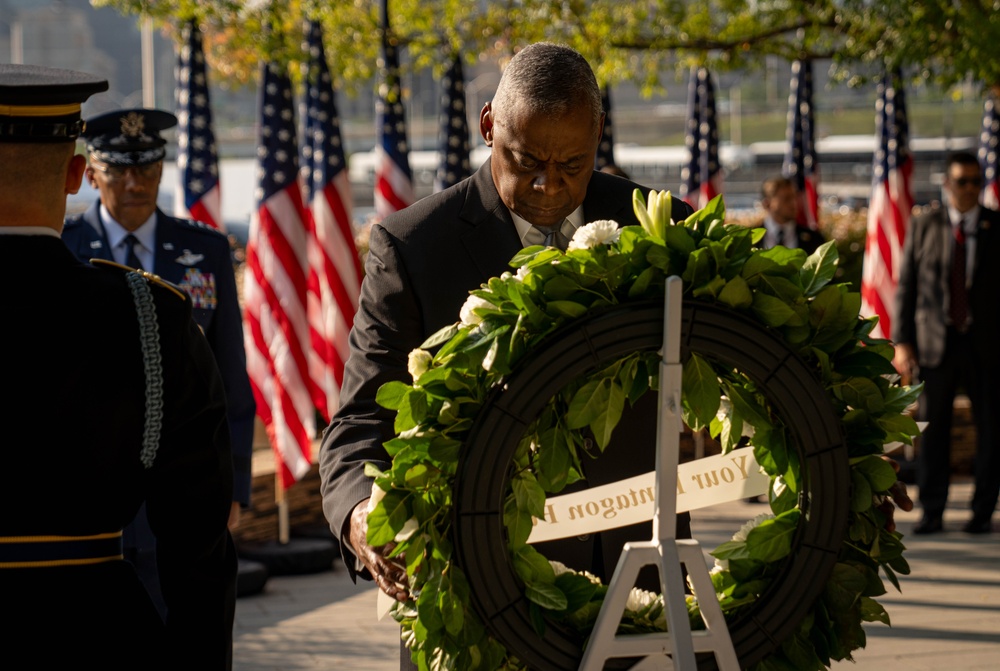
125;272;164;469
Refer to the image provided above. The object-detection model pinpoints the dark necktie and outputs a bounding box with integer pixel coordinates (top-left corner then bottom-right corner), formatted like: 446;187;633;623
949;223;968;331
124;234;144;271
775;227;785;247
531;220;572;251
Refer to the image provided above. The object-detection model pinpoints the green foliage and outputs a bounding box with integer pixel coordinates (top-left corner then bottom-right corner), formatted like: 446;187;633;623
364;191;919;670
95;0;1000;97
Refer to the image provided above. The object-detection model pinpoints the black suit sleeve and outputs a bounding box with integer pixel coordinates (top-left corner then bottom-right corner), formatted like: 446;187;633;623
319;223;428;577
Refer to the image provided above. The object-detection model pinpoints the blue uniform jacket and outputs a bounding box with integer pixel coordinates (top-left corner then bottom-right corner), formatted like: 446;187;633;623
64;201;255;505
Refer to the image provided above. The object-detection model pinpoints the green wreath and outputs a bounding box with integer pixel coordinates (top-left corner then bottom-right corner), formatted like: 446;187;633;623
366;190;921;671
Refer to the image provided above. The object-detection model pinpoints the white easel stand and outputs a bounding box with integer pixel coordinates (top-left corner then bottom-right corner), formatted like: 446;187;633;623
578;277;740;671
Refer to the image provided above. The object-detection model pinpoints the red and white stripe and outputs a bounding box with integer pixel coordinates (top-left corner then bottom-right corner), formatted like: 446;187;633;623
243;183;314;487
178;183;222;231
306;172;362;421
374;145;415;218
861;159;913;340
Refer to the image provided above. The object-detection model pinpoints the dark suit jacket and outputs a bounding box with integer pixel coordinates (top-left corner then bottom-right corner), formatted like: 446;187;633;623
0;234;235;668
63;203;255;502
893;204;1000;369
319;160;693;581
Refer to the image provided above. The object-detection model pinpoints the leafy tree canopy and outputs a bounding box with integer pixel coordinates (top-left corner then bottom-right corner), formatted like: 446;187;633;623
94;1;1000;95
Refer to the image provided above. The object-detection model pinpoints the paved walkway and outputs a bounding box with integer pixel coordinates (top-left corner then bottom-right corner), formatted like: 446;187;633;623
233;480;1000;670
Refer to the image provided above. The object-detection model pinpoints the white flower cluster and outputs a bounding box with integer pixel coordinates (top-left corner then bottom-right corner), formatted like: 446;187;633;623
407;349;432;382
567;219;621;251
459;294;495;326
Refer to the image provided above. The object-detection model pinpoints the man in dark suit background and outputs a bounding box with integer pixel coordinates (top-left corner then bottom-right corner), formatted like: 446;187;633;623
0;64;235;668
758;175;825;253
62;108;254;615
318;42;693;668
893;151;1000;535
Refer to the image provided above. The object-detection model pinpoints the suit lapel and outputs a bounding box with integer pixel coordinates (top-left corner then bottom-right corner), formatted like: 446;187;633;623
457;159;523;281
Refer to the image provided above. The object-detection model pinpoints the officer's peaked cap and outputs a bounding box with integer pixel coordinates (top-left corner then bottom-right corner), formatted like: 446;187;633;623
83;108;177;166
0;64;108;143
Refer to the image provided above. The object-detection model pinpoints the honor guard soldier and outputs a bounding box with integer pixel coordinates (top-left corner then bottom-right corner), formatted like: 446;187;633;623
0;64;236;667
62;107;256;616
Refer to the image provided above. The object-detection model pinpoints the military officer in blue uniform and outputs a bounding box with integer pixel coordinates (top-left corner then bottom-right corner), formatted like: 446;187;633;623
1;64;235;668
62;107;254;618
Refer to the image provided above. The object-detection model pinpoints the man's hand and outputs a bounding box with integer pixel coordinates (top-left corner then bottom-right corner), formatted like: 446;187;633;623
878;456;915;533
350;499;410;602
892;342;918;386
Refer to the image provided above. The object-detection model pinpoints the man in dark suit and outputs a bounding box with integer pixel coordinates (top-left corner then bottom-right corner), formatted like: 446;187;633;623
758;175;825;253
62;108;255;613
0;64;235;668
893;151;1000;534
318;43;693;668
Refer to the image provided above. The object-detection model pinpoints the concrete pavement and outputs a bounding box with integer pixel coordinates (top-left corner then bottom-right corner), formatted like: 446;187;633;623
233;480;1000;670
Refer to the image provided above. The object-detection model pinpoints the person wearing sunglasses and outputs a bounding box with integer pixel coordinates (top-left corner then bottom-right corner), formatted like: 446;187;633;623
894;150;1000;535
62;108;255;628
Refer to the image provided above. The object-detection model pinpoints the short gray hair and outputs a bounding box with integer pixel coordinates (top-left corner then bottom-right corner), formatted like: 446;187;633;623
491;42;602;130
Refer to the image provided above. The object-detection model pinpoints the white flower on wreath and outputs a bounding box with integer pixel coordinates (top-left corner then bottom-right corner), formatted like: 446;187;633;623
459;294;495;326
407;349;432;382
567;219;621;251
367;481;387;512
714;512;775;571
514;265;531;282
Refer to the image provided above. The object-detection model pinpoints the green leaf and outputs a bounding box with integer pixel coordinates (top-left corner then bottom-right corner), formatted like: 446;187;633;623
663;224;696;254
421;323;460;349
589;380;625;450
859;596;890;625
850;469;873;512
554;572;599;613
543;274;583;300
525;581;569;610
566;377;612;429
376;380;413;410
512;471;547;519
838;377;885;414
800;240;839;296
535;428;573;493
854;454;899;492
546;300;588;319
366;489;410;547
745;509;800;562
439;577;465;636
751;291;797;327
717;274;753;309
416;576;444;634
681;353;721;431
823;563;866;611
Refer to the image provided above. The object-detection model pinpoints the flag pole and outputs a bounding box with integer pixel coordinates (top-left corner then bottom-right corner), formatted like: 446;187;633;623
276;468;290;544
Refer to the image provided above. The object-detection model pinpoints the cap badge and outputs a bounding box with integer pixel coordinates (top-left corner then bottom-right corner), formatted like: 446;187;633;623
120;111;145;138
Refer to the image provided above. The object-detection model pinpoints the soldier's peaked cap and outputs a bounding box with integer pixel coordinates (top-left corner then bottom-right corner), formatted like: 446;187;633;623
83;108;177;166
0;64;108;143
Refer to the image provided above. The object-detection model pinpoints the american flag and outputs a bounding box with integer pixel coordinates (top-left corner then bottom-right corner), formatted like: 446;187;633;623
979;92;999;210
243;60;314;488
374;1;414;218
301;19;362;423
595;86;615;170
174;21;222;230
681;67;723;209
860;71;913;340
434;52;471;192
783;59;820;230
